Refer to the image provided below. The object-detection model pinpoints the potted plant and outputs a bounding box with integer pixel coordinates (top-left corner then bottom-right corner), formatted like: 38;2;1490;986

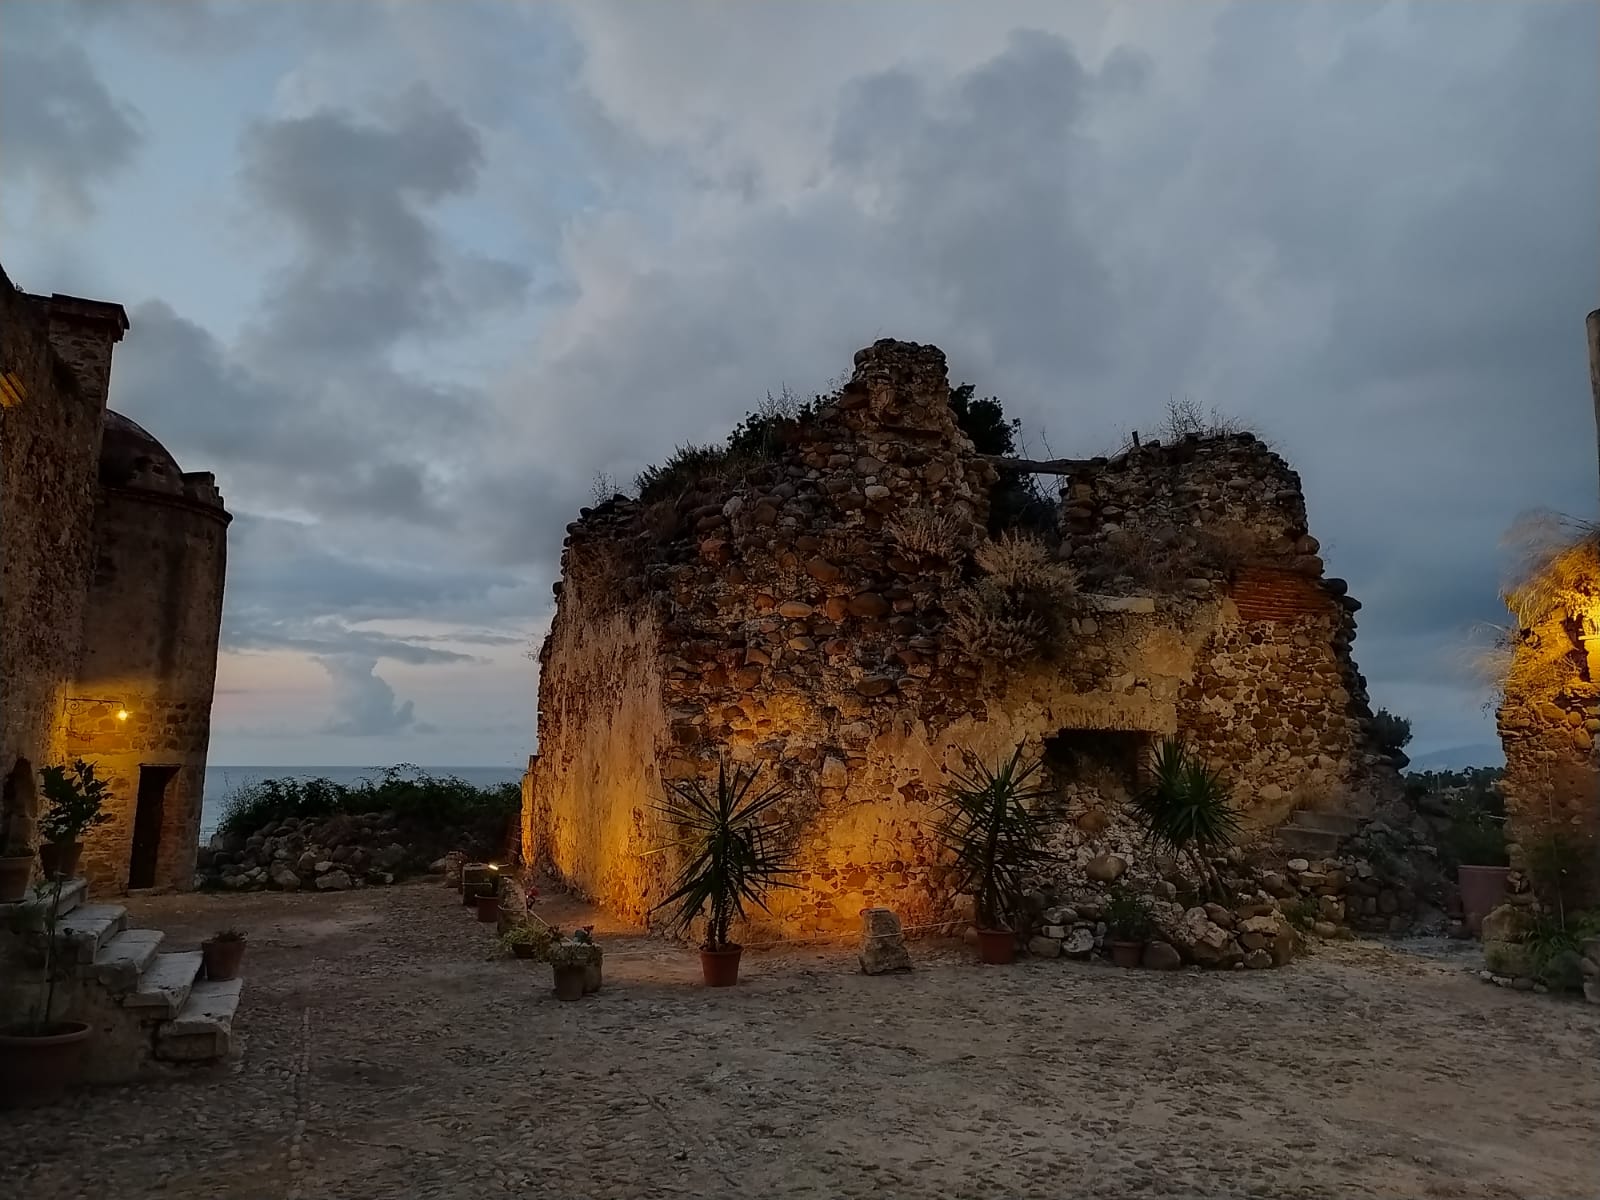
475;888;501;924
1445;798;1509;935
499;922;549;960
571;925;603;993
547;937;598;1001
649;759;797;987
929;745;1057;965
0;876;92;1104
1104;887;1155;968
37;760;112;880
1130;738;1240;900
201;928;247;981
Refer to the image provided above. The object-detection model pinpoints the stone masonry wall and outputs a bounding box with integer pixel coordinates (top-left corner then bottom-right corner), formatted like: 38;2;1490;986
0;273;107;855
1497;599;1600;885
1066;437;1394;823
68;487;229;891
528;340;1395;937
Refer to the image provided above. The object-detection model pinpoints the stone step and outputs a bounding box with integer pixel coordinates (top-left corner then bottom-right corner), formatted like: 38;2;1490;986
0;878;88;932
122;950;203;1019
93;928;166;991
1277;825;1344;856
50;904;128;964
1292;811;1361;836
154;977;242;1062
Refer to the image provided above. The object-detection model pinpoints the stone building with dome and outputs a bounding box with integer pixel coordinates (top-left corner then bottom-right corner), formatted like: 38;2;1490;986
1;263;230;894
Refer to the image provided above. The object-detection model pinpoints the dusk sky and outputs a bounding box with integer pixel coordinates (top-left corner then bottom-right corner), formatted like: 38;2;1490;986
3;0;1595;768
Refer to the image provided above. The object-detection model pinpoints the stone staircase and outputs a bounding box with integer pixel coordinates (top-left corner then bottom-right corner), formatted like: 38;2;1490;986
0;877;242;1083
1275;810;1361;857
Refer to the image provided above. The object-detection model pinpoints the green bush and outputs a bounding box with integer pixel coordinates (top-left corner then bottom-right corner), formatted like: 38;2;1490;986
1104;887;1155;941
218;765;519;836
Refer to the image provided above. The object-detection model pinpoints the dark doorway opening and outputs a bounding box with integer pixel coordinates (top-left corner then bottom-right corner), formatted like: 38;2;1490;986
130;766;178;889
1042;730;1151;804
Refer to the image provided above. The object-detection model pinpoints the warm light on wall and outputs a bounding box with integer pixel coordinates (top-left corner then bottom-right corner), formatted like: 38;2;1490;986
116;709;129;721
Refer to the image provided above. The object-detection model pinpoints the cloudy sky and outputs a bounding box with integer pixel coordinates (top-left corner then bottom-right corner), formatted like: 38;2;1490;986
3;1;1595;768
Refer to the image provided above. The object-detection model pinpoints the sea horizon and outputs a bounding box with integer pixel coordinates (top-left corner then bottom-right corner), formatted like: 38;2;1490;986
200;763;525;841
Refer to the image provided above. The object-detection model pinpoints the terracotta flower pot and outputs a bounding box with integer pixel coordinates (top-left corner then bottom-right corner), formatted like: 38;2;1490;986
700;944;743;987
0;855;32;903
37;842;82;881
583;954;603;994
552;964;587;1001
1110;940;1144;969
475;895;501;923
1458;866;1511;935
202;937;246;981
976;928;1016;965
0;1021;92;1107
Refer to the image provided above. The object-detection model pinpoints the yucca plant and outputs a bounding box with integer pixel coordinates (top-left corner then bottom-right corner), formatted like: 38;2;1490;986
648;761;797;951
930;746;1058;932
1130;737;1240;898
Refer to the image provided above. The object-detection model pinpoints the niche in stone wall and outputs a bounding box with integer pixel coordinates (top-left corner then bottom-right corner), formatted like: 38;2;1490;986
1042;729;1151;836
2;757;38;846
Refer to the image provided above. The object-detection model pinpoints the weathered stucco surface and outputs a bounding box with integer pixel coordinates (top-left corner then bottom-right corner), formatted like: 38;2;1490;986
525;339;1397;937
0;264;229;893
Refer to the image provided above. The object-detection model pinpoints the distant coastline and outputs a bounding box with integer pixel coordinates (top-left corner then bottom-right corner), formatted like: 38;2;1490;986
200;764;524;841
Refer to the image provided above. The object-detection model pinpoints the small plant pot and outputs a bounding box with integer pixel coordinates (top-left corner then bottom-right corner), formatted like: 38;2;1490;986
510;942;537;959
202;937;246;981
0;855;33;903
552;964;588;1001
475;895;501;924
37;842;82;881
0;1020;92;1107
1109;940;1145;969
1458;866;1511;935
700;944;743;987
583;954;603;994
976;928;1016;965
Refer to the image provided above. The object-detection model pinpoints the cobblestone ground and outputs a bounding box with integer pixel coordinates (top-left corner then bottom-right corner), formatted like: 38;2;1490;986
5;880;1597;1200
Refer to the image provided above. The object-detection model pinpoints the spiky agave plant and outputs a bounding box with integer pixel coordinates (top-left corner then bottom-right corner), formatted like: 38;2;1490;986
1131;737;1241;898
930;746;1058;932
648;761;797;950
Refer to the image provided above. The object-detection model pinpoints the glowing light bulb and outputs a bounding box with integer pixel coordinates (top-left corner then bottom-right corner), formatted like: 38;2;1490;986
115;709;129;721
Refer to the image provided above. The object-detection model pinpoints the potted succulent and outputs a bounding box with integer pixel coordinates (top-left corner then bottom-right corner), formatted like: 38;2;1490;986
37;760;112;880
547;937;599;1001
0;876;92;1104
1104;888;1155;968
201;928;247;981
929;745;1056;965
649;760;797;987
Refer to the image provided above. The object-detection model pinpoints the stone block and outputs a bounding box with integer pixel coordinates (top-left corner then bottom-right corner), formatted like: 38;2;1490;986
858;908;911;975
1027;936;1062;958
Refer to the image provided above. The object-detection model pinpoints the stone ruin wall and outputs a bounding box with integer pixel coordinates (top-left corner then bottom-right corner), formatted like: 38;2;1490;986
1496;593;1600;878
1064;437;1394;826
0;271;107;853
526;340;1398;936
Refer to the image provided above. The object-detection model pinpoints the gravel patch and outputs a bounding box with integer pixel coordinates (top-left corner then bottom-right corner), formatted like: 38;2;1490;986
4;880;1596;1199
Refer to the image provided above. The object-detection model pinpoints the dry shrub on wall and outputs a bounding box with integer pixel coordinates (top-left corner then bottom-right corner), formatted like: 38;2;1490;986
948;532;1078;665
887;507;972;570
1502;513;1600;630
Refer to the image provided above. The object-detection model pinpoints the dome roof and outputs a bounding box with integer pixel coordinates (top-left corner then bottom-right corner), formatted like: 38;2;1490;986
100;410;186;496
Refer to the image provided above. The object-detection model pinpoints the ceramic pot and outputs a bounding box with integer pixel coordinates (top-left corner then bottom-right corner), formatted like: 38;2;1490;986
976;929;1016;965
699;944;742;986
0;1021;91;1107
202;937;246;981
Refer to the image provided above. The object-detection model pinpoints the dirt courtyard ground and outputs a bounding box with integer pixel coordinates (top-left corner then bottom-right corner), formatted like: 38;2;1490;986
5;880;1596;1200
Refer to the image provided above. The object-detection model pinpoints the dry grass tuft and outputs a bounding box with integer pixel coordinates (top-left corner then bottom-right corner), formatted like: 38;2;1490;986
947;532;1078;664
887;507;971;567
1502;512;1600;628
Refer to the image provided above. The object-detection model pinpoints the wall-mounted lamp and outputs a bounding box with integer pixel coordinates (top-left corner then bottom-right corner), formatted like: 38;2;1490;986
115;709;130;721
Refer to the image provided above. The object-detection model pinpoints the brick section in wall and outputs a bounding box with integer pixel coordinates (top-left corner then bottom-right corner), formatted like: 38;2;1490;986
1229;568;1337;623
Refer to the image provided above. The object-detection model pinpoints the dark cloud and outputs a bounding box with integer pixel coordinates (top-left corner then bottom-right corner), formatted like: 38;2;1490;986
0;39;143;219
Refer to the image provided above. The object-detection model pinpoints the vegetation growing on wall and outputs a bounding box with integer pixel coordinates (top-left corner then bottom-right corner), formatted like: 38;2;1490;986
946;532;1078;664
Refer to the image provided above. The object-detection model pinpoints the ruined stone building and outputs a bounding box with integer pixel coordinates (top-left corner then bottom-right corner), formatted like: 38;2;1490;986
524;339;1398;936
1;264;230;893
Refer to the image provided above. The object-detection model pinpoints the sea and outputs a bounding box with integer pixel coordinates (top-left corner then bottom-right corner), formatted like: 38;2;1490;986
200;765;524;843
